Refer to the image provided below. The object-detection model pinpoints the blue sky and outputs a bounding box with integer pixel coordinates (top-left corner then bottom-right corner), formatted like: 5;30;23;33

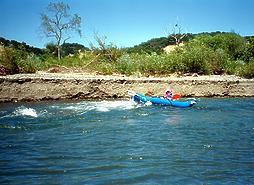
1;0;254;48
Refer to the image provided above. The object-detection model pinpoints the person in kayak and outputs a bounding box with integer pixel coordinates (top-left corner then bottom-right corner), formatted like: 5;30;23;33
164;89;173;100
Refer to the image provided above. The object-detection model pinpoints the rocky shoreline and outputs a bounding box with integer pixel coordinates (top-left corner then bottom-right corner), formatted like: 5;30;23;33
0;72;254;103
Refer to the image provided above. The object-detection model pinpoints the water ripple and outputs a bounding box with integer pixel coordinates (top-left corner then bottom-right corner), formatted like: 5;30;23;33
0;98;254;184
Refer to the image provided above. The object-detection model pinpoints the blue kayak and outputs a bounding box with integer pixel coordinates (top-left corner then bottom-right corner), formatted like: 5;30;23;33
132;93;196;108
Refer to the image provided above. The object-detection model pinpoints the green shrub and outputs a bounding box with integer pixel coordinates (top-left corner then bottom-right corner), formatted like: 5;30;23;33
127;53;170;75
210;48;228;74
194;33;246;60
174;40;233;75
17;53;40;73
179;43;212;74
163;53;182;73
94;47;123;63
0;46;20;74
223;60;243;75
241;37;254;62
37;51;96;70
0;46;42;74
116;54;137;75
37;55;58;70
136;53;162;75
239;60;254;78
97;62;115;75
59;55;83;67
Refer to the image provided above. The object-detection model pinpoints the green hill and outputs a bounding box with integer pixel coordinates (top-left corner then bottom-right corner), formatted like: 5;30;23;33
126;31;243;54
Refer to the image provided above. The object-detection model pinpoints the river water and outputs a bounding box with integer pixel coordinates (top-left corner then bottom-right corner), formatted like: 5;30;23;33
0;98;254;184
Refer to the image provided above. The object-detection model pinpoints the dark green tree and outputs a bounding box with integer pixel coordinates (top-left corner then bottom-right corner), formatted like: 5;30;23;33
61;43;89;57
45;42;57;56
0;37;43;55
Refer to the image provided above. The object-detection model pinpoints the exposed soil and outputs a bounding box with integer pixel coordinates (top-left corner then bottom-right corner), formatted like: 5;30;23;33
0;71;253;103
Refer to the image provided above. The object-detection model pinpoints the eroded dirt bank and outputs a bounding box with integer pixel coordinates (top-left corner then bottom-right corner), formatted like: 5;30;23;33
0;73;254;102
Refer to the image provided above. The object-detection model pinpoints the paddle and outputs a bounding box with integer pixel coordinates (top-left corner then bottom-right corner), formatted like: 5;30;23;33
172;93;181;100
127;90;137;96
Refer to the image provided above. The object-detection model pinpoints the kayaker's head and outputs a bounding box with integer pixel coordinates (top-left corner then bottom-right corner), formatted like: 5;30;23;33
165;89;172;95
164;89;172;99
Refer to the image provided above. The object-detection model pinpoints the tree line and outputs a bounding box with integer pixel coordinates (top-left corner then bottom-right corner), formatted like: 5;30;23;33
1;31;254;78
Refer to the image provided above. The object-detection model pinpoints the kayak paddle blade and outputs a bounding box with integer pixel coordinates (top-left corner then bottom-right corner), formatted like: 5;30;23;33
172;93;181;100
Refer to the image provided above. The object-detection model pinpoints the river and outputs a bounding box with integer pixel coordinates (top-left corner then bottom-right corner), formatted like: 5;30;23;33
0;98;254;184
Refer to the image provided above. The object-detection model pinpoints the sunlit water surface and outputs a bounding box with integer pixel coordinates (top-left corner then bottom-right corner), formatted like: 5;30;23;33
0;98;254;184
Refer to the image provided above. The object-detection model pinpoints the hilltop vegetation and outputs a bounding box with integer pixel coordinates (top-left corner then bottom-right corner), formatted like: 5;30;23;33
126;33;194;54
1;32;254;78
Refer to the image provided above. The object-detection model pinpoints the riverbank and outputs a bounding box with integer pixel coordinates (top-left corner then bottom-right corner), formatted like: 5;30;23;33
0;72;254;102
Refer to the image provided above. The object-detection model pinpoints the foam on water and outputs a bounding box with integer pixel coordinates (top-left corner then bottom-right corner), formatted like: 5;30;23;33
57;100;144;113
14;107;38;118
94;100;138;111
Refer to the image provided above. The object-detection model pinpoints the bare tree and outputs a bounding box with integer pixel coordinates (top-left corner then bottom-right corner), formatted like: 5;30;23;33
89;32;109;52
40;2;81;60
171;23;186;45
165;21;186;46
88;32;122;63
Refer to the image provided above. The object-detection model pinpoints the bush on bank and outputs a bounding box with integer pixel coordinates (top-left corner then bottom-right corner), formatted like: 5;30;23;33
1;32;254;78
0;45;38;74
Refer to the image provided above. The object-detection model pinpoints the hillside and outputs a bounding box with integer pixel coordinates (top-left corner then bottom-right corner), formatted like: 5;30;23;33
126;31;252;54
0;37;89;57
1;31;253;55
0;37;43;55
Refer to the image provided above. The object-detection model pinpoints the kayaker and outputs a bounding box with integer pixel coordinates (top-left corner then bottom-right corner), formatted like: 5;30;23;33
164;89;173;100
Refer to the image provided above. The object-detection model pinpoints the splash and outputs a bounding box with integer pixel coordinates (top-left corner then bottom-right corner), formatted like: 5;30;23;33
57;100;140;114
14;107;38;118
94;100;137;112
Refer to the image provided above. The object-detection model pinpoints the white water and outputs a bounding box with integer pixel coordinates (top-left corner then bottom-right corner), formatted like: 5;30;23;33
0;100;147;120
13;107;38;118
59;100;146;113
